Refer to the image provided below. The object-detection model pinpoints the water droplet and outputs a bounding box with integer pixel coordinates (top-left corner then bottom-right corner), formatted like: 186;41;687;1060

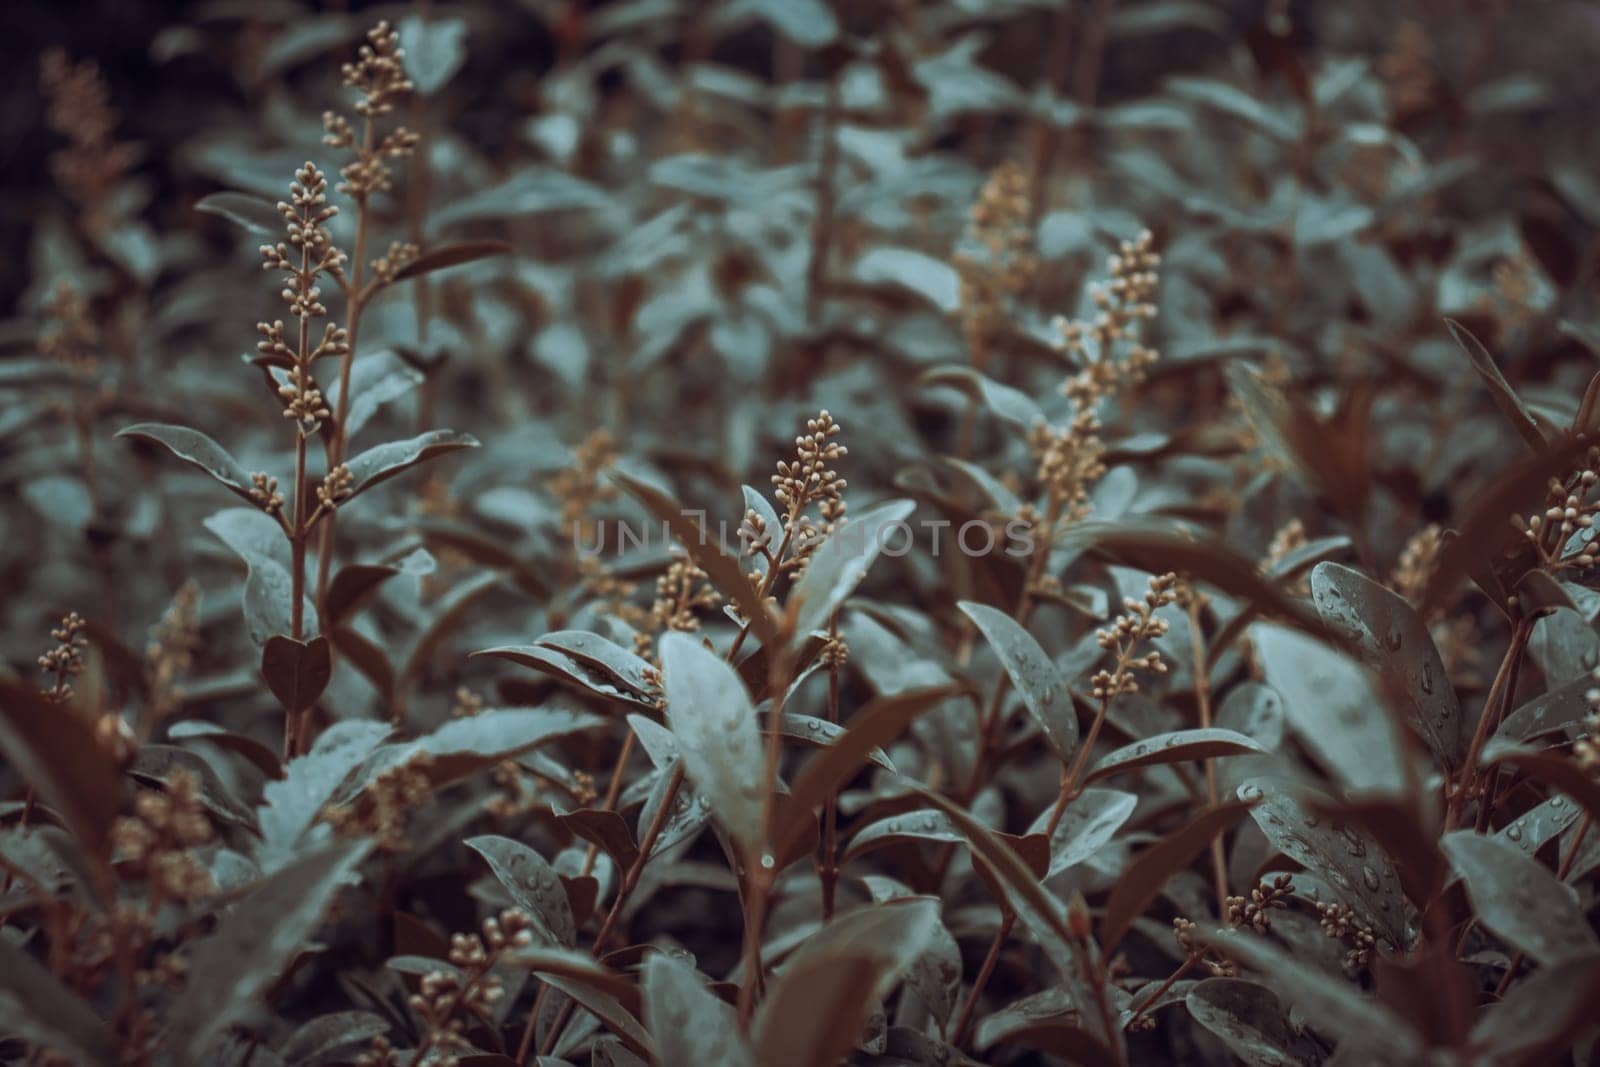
1505;824;1523;841
760;853;775;869
1239;783;1263;801
1362;865;1381;891
1383;628;1403;652
1420;662;1434;695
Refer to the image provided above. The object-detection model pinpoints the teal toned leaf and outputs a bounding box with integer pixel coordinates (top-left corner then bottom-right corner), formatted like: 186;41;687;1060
1441;830;1598;965
959;601;1077;764
119;423;256;502
1085;728;1265;784
1310;562;1463;768
642;953;752;1066
253;721;390;872
195;191;282;236
1029;787;1138;877
0;929;116;1065
1185;978;1339;1067
166;842;370;1062
789;499;917;638
465;835;578;946
343;429;479;500
659;632;765;856
1446;318;1552;452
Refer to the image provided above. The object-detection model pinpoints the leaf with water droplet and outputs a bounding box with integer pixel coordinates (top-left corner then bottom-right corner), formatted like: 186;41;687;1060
789;499;918;640
1185;978;1327;1067
660;632;766;858
465;835;578;946
1239;779;1407;949
1252;623;1412;796
1028;788;1138;878
643;952;753;1067
1085;728;1266;784
1442;830;1598;965
844;809;964;863
1215;682;1286;748
1310;562;1464;768
959;601;1077;764
1193;927;1422;1061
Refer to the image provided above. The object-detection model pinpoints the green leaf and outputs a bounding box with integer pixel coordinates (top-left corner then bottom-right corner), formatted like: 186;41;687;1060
465;835;578;946
165;841;370;1062
789;499;917;638
642;953;753;1066
843;810;963;864
260;634;333;713
1085;728;1266;784
1469;954;1600;1063
1252;622;1411;796
474;644;658;709
343;429;479;501
1445;318;1552;452
398;706;607;788
204;507;318;648
1310;562;1464;768
396;14;468;94
718;0;838;47
959;601;1077;764
920;365;1045;430
326;349;424;442
118;423;256;503
1441;830;1598;965
279;1010;391;1067
659;632;765;855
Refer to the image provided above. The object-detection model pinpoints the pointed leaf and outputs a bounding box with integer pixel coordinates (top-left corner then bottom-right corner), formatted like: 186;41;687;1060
1184;978;1326;1067
342;429;478;500
1086;728;1265;783
1029;787;1138;877
959;601;1077;763
392;239;512;282
1446;318;1551;452
659;632;765;856
195;191;282;236
1311;562;1464;768
119;423;256;503
1441;830;1597;965
1101;800;1254;953
167;842;370;1061
0;929;116;1064
642;953;753;1066
0;678;121;862
465;835;578;946
789;499;917;639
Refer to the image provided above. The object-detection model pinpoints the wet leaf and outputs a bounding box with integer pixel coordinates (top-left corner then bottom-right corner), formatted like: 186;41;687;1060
1469;953;1600;1062
465;835;578;946
279;1010;391;1067
343;429;480;501
118;423;256;503
253;721;390;872
1239;779;1407;948
659;632;765;857
1310;562;1464;768
789;499;918;639
642;953;752;1066
1184;978;1326;1067
959;601;1077;764
1085;728;1266;783
1252;623;1411;796
260;634;333;712
474;643;658;709
776;713;896;771
844;809;964;863
1441;830;1598;965
1028;787;1138;877
1194;926;1421;1061
167;842;369;1061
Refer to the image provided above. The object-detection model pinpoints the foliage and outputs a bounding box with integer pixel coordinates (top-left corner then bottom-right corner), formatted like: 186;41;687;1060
4;1;1600;1064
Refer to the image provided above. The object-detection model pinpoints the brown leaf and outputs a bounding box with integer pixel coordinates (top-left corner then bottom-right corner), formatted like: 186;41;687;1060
260;634;333;713
1101;800;1254;954
391;239;513;281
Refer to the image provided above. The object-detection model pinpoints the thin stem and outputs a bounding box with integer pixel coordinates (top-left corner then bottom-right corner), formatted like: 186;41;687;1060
580;729;637;880
950;910;1014;1047
1186;594;1227;909
819;613;842;921
1447;618;1533;830
1122;954;1199;1031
